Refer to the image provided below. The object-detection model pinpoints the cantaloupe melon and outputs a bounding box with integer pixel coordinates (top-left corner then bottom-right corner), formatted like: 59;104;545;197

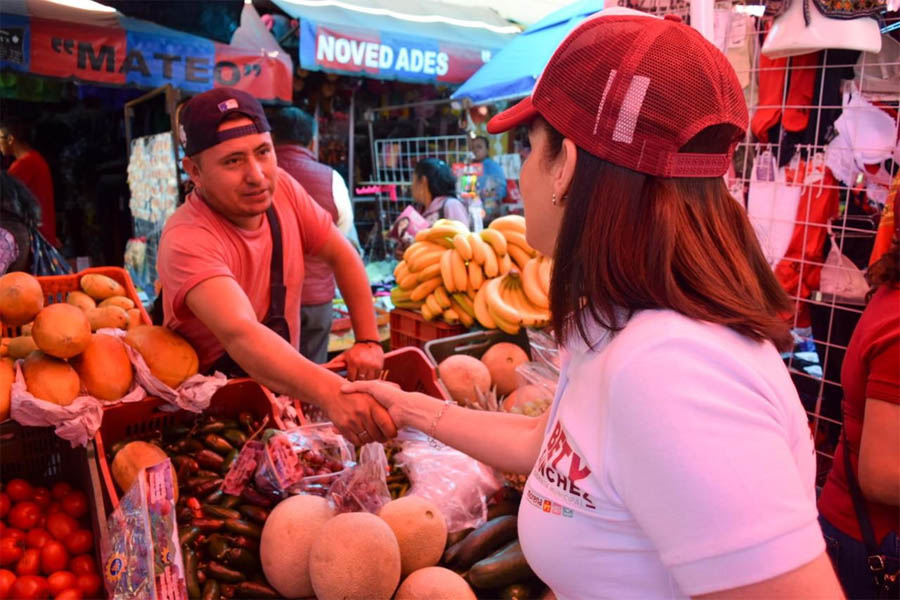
309;512;401;600
0;358;13;422
99;296;134;311
7;336;38;360
438;355;491;407
481;343;529;396
66;290;96;313
378;496;447;577
72;334;133;401
86;306;129;331
111;441;175;497
80;273;125;300
395;567;476;600
32;303;92;359
124;326;198;389
260;494;334;598
22;351;80;406
0;272;44;326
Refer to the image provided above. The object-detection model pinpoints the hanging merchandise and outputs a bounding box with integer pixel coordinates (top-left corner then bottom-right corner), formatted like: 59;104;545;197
819;229;871;301
747;150;804;266
751;47;821;142
762;0;884;58
870;176;898;266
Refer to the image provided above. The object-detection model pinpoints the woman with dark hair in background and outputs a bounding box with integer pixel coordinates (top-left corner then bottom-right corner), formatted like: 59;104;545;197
0;172;42;273
342;9;842;598
817;212;899;598
411;158;470;228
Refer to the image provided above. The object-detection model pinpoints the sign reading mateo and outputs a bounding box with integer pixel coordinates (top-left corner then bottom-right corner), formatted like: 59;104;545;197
316;32;450;77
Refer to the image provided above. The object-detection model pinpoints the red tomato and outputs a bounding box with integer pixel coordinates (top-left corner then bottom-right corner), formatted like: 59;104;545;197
46;571;76;597
61;532;91;558
0;493;10;519
9;575;49;599
5;480;33;504
44;515;76;544
66;556;95;577
44;503;61;516
30;489;50;510
15;549;40;576
0;569;15;598
73;574;99;598
54;589;82;600
58;494;86;522
49;485;70;502
0;537;23;567
25;529;52;550
8;503;41;531
1;529;24;543
39;542;68;576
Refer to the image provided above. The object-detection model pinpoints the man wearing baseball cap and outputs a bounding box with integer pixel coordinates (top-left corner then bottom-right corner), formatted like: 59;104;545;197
158;88;393;447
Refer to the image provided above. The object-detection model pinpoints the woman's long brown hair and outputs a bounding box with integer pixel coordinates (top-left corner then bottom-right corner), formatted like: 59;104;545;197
866;236;899;302
543;119;794;351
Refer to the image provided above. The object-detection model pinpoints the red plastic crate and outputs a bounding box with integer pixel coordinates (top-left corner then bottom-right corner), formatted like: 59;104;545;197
1;266;151;338
381;346;449;401
93;379;277;510
389;308;468;351
0;421;108;596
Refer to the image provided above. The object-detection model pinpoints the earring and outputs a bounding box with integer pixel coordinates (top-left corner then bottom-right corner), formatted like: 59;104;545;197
551;193;558;205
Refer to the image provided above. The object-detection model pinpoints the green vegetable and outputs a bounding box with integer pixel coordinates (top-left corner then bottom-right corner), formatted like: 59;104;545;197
207;561;246;584
442;515;518;571
467;541;534;590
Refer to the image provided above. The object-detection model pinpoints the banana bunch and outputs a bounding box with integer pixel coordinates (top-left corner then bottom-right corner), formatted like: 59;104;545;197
392;216;552;330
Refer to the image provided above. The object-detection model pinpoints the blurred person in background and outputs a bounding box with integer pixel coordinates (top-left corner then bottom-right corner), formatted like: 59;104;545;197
0;172;41;273
268;106;357;364
411;158;470;228
817;218;899;599
0;118;59;247
470;134;508;222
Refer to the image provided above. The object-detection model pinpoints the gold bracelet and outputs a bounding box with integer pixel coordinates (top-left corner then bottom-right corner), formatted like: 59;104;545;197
426;399;453;443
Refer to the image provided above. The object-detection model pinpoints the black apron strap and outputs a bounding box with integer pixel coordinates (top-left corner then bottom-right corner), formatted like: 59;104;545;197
211;205;291;377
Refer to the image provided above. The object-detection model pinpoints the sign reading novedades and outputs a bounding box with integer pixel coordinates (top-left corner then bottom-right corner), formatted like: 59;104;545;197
316;33;450;76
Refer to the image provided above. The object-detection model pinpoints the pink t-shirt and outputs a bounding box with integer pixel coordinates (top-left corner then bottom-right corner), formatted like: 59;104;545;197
157;167;333;371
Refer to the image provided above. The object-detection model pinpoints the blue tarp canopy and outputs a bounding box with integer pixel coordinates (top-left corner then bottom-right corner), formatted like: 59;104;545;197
451;0;606;105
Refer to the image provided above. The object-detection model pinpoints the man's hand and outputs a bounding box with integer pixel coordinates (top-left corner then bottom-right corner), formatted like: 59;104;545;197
323;388;397;446
343;342;384;381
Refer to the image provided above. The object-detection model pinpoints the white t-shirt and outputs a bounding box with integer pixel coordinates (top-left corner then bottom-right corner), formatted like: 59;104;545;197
518;310;824;599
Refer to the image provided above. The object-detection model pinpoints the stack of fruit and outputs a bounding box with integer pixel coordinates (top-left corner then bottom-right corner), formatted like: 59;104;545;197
392;216;552;333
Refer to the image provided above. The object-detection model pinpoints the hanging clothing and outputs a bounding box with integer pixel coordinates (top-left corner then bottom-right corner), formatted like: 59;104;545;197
870;176;898;266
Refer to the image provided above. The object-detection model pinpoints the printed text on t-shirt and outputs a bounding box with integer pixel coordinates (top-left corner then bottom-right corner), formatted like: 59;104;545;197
533;421;597;510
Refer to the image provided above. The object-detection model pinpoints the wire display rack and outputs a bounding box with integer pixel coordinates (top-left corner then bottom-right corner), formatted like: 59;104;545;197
371;135;470;186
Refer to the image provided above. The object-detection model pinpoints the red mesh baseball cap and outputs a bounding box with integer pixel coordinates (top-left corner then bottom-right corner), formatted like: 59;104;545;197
487;11;748;178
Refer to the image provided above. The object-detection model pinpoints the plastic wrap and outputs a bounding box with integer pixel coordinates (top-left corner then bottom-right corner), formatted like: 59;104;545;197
327;442;392;514
102;459;187;600
525;328;560;376
254;423;355;497
395;429;503;533
506;362;557;416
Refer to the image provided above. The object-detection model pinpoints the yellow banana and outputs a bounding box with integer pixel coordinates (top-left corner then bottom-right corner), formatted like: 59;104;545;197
474;286;497;329
499;253;513;275
488;215;526;234
451;249;468;292
443;308;461;325
434;218;468;232
503;231;536;257
393;260;409;281
451;293;476;318
467;287;477;302
449;297;474;327
483;277;521;326
487;302;521;334
453;233;473;261
504;277;541;327
421;301;435;321
417;261;442;283
468;232;487;265
404;240;444;262
391;286;411;303
409;249;444;272
424;225;466;242
394;300;424;310
482;245;499;278
399;272;419;290
467;261;484;290
425;293;443;316
507;244;533;272
434;286;452;310
522;258;550;309
480;228;508;257
538;256;551;297
410;277;443;301
440;249;456;292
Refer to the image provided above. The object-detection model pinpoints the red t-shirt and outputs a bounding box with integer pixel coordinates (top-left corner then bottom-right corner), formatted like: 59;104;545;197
818;284;900;543
8;150;58;247
157;167;333;371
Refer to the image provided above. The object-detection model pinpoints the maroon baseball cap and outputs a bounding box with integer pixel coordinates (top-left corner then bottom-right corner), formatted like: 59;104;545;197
178;88;271;157
488;11;748;178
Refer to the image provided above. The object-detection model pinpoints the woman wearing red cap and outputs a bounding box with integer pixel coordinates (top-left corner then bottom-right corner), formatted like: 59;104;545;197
346;10;843;598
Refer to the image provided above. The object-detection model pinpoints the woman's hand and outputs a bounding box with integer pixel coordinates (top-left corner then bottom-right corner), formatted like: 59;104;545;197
341;380;431;431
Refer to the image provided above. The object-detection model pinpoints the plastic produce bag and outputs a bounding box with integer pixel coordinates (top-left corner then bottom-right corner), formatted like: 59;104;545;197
395;429;503;533
525;328;560;376
254;423;355;497
504;362;557;416
102;459;187;600
327;442;392;514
